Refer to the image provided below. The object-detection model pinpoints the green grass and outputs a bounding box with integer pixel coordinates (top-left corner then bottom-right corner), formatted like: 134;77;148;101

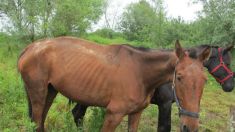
0;39;235;132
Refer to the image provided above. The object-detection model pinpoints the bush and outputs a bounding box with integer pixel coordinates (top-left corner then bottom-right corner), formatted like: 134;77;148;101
85;35;129;45
87;107;106;132
90;28;124;39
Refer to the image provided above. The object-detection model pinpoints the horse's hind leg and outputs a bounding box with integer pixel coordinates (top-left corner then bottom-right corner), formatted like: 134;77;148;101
42;83;58;130
23;74;49;132
72;104;88;127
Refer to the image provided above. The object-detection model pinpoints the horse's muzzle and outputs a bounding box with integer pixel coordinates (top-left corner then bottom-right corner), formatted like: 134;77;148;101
222;83;234;92
181;124;199;132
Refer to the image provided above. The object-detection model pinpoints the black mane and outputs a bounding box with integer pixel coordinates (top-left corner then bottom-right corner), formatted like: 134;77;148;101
122;44;151;52
122;44;199;59
197;44;219;49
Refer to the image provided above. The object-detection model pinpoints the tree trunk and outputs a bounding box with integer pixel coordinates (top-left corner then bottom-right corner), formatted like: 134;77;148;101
228;106;235;132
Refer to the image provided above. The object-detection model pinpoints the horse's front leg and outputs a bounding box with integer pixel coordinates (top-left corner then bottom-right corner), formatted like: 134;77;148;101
101;110;125;132
128;110;143;132
157;100;172;132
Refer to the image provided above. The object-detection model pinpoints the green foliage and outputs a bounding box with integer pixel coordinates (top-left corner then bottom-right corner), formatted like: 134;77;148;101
90;28;124;39
51;0;107;37
192;0;235;46
0;0;107;42
163;16;209;49
0;33;10;43
0;0;45;43
85;35;156;49
0;45;36;131
1;0;234;49
118;1;157;42
87;107;106;132
118;0;167;47
85;35;128;45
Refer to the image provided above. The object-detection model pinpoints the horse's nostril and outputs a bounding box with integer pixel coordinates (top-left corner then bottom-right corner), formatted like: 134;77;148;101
182;124;189;132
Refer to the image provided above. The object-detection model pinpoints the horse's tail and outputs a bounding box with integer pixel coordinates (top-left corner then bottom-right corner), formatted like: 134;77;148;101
25;85;33;118
17;48;33;118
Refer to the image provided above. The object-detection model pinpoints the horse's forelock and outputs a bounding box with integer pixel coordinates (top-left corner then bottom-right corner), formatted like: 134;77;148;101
188;48;198;59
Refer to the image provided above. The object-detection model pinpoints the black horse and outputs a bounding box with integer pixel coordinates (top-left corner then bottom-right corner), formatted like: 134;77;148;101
70;44;234;132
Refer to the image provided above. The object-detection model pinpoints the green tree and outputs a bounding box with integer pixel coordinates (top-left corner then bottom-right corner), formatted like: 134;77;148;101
152;0;167;47
191;0;235;45
0;0;56;43
23;0;42;42
102;0;122;30
118;0;167;47
50;0;107;37
39;0;54;38
0;0;107;43
0;0;45;43
118;0;156;42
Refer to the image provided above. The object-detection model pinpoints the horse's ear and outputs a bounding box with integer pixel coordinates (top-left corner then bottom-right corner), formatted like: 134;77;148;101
222;43;233;53
198;45;212;62
174;39;185;59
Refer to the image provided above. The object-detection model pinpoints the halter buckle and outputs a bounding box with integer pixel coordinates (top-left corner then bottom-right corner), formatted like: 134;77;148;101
179;107;182;110
220;62;224;66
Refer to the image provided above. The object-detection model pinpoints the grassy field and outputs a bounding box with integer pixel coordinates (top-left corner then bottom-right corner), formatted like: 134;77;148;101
0;40;235;132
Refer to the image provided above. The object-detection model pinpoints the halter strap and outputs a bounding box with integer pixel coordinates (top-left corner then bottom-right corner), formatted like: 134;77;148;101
208;48;233;85
172;88;200;118
172;59;200;118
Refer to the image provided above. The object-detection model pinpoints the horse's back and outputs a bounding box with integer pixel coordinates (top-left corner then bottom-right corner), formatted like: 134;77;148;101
18;37;140;107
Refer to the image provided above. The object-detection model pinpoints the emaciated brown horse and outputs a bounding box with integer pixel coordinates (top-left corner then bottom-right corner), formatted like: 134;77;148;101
17;37;211;132
70;44;235;132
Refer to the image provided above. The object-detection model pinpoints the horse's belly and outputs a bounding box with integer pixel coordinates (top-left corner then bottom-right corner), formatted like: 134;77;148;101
49;61;114;107
44;44;125;107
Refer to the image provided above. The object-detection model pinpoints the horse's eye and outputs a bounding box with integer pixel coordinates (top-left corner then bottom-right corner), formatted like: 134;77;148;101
177;77;182;82
205;80;208;83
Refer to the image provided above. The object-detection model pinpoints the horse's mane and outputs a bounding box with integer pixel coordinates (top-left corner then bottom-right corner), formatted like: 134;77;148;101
197;44;219;49
121;44;232;62
122;44;198;59
197;44;232;62
122;44;151;52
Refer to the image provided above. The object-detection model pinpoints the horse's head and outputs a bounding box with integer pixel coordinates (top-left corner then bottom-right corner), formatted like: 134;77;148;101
204;44;234;92
174;40;211;132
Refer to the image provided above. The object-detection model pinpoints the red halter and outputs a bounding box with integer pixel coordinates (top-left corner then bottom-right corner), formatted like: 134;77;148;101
208;48;234;85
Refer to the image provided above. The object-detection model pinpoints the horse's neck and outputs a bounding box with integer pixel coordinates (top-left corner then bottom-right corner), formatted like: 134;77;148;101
137;50;177;92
